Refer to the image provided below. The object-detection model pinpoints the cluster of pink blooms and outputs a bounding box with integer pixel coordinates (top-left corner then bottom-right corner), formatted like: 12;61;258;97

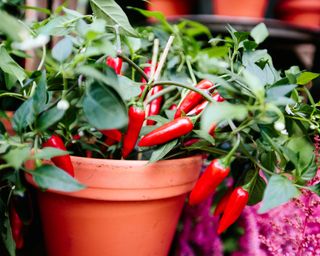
175;136;320;255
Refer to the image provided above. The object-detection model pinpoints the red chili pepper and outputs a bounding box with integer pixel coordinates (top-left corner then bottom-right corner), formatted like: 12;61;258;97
183;138;200;147
217;187;249;234
106;56;122;75
169;104;177;110
213;189;232;216
122;105;145;158
174;80;213;119
100;129;122;142
187;92;224;116
189;158;230;206
42;134;74;177
209;124;217;137
146;85;163;125
187;100;208;116
138;117;194;147
10;206;24;249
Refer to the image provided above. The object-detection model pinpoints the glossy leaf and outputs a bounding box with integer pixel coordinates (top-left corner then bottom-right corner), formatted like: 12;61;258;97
250;23;269;44
52;37;73;62
33;147;69;160
83;81;127;129
3;147;30;170
201;102;248;132
297;71;319;85
259;175;300;213
0;46;26;86
149;139;178;163
31;165;85;192
90;0;137;36
37;106;65;131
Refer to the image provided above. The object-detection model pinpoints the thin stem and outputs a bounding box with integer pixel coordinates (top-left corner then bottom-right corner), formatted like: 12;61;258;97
186;56;197;85
152;81;214;102
114;24;121;54
37;44;46;71
146;86;176;104
118;53;149;82
0;92;26;100
148;39;159;83
153;35;174;81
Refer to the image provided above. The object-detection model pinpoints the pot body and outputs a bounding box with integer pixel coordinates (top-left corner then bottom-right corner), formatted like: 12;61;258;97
213;0;268;18
147;0;192;16
276;0;320;29
31;155;202;256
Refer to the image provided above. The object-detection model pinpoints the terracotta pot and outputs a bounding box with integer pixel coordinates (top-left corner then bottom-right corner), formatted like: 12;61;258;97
27;155;202;256
147;0;192;16
212;0;268;18
276;0;320;29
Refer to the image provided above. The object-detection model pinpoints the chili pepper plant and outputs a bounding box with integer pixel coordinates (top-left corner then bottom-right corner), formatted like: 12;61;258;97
0;1;319;254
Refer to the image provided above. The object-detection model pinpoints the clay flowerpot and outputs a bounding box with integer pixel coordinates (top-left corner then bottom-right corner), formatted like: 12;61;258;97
147;0;192;16
212;0;268;18
276;0;320;29
27;155;202;256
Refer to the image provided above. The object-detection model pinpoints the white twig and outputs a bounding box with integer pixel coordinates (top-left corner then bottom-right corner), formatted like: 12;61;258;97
153;35;174;82
148;38;159;84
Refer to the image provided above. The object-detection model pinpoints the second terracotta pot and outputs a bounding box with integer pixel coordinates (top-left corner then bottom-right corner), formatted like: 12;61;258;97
213;0;268;18
276;0;320;29
27;155;202;256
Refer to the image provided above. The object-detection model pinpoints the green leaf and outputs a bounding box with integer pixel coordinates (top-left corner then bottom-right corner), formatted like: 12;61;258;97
51;37;73;62
0;45;26;85
149;139;178;163
266;84;297;100
193;130;215;145
33;71;48;115
250;23;269;44
1;208;15;256
129;7;172;32
201;102;248;131
76;65;118;89
259;175;300;213
242;66;266;101
300;155;317;181
33;147;69;160
0;10;28;41
244;170;267;205
12;99;35;133
117;76;141;100
37;106;65;131
297;71;319;85
90;0;137;36
83;81;127;129
200;46;230;58
30;165;85;192
3;147;30;170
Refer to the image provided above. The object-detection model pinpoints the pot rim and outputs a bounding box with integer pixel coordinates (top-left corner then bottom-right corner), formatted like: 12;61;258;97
27;155;203;201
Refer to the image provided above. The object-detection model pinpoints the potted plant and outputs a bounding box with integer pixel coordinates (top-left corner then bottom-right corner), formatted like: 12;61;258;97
0;1;319;256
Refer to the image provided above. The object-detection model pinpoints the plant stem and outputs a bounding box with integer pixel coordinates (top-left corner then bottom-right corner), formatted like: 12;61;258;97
146;86;176;104
152;81;213;102
186;56;197;85
153;35;174;81
0;92;26;101
118;52;149;82
148;38;159;83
